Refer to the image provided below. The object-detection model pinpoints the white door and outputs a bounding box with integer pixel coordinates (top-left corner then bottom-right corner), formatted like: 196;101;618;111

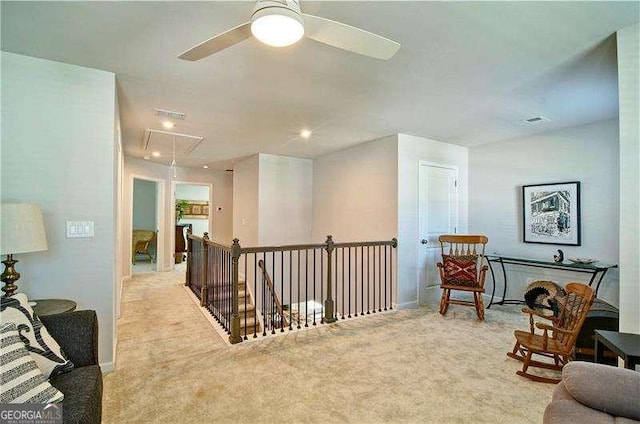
417;164;458;302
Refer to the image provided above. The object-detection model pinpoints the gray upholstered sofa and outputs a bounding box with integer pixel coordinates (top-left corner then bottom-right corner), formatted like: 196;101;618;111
39;310;103;424
543;361;640;423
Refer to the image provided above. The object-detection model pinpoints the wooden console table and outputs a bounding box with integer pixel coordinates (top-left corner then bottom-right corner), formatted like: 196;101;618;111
486;255;617;308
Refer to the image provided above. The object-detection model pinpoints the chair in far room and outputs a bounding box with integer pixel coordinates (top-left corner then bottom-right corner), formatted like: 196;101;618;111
437;234;489;320
132;229;156;264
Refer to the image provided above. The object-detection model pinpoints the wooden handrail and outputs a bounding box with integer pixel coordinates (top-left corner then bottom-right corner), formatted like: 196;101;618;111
257;259;288;328
239;238;397;254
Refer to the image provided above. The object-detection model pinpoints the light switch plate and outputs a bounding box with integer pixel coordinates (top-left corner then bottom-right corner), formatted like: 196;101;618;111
66;221;95;238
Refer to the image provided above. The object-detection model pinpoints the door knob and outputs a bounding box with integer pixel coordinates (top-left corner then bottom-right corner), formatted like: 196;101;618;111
421;239;428;245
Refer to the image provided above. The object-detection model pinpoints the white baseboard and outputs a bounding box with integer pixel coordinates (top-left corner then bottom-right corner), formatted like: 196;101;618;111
421;286;442;305
100;361;115;374
396;300;419;310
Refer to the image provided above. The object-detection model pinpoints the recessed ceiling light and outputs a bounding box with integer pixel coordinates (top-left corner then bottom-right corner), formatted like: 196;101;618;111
143;155;150;160
202;165;209;169
300;129;312;139
152;151;161;157
162;121;174;129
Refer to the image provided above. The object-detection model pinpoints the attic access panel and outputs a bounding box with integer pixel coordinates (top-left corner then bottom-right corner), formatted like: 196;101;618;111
142;129;203;156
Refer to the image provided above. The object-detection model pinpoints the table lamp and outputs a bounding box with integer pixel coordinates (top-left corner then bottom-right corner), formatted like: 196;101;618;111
0;203;48;297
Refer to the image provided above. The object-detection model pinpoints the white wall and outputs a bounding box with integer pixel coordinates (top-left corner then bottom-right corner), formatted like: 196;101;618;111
233;154;313;247
233;155;260;247
259;154;313;245
1;52;117;368
175;184;209;237
397;133;469;307
312;136;398;242
469;120;620;306
617;24;640;334
132;179;157;230
122;158;233;275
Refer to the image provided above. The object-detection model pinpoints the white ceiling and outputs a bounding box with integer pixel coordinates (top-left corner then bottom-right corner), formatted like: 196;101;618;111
2;1;638;169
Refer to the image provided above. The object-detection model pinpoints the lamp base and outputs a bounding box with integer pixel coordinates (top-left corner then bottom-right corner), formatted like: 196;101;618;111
1;254;21;298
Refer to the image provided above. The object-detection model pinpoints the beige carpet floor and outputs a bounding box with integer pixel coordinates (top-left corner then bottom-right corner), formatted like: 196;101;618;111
103;270;555;423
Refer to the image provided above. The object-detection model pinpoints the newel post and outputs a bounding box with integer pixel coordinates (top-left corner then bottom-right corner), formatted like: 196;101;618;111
229;238;243;344
185;227;192;286
324;235;338;323
200;232;209;307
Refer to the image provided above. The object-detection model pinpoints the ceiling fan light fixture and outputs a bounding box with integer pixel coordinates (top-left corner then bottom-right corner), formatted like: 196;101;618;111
251;7;304;47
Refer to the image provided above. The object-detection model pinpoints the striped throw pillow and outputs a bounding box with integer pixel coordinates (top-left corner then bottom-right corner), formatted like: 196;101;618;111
0;322;64;403
0;293;74;378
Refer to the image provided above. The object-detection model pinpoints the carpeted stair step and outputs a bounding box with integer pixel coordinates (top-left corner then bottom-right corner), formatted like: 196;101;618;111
239;316;261;334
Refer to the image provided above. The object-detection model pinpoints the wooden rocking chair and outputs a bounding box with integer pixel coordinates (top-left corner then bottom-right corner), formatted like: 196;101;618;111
507;282;595;383
437;235;489;320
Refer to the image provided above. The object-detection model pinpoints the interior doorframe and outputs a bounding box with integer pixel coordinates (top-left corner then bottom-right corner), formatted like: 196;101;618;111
417;160;459;301
171;180;214;270
128;174;165;277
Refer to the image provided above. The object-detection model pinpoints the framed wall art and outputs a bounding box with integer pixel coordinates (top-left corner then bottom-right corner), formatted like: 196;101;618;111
178;200;209;219
522;181;581;246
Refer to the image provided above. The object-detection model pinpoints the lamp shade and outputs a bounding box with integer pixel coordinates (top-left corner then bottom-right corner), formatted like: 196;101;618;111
0;203;48;255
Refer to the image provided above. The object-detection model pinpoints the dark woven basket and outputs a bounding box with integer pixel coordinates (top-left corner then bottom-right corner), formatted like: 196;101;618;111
524;280;566;317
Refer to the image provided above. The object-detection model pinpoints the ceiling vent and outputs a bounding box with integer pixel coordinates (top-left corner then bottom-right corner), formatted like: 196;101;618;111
154;108;186;121
524;116;550;124
142;129;203;156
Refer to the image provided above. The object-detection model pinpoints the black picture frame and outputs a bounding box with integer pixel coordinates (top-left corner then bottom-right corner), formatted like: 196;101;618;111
522;181;581;246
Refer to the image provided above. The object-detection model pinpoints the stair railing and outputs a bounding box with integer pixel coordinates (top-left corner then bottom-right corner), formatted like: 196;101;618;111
187;234;397;344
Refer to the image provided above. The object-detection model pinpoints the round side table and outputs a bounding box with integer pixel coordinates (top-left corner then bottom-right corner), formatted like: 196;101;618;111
32;299;77;317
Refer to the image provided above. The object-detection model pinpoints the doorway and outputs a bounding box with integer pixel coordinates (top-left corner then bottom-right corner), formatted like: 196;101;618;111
172;182;212;271
417;162;458;303
131;177;163;275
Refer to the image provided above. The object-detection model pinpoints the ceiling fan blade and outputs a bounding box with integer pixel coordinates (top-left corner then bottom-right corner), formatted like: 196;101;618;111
302;14;400;60
178;22;252;61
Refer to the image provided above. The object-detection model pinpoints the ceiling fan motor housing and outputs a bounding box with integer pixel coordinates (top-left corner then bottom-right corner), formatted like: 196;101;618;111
251;0;304;27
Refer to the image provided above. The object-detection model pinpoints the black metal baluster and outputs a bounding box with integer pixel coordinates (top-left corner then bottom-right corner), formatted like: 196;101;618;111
313;248;317;326
389;245;392;310
379;245;382;312
297;249;301;329
216;248;220;323
384;246;388;311
263;252;267;336
215;248;219;323
229;249;232;329
348;247;352;318
305;249;309;327
244;253;248;339
272;251;276;335
367;246;371;314
320;249;324;324
360;246;364;316
253;254;258;338
341;248;345;320
372;245;376;313
289;250;293;331
228;248;232;330
354;247;358;317
331;249;340;319
281;252;285;332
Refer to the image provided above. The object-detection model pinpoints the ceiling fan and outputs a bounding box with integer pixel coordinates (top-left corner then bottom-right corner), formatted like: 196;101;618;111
178;0;400;61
